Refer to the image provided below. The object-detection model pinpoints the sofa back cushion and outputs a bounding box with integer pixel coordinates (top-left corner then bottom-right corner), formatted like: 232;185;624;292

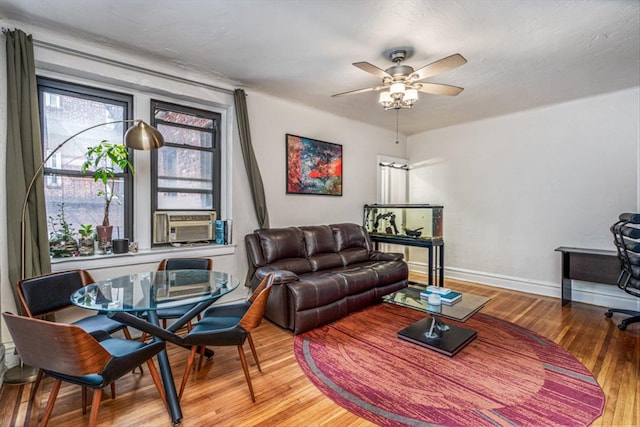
256;227;306;261
331;223;372;265
300;225;343;271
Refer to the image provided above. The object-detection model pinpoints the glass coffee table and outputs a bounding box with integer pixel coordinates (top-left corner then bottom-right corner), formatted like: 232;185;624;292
383;287;490;356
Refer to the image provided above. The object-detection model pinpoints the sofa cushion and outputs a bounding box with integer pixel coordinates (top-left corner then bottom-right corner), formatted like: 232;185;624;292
338;247;370;265
301;225;336;255
257;227;307;264
331;223;372;252
288;274;347;311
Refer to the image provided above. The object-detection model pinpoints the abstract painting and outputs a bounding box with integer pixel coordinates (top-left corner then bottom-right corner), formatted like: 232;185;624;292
286;134;342;196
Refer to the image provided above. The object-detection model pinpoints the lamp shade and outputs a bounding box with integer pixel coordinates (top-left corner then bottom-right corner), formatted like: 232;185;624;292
404;88;418;103
379;91;393;106
125;121;164;150
390;82;405;96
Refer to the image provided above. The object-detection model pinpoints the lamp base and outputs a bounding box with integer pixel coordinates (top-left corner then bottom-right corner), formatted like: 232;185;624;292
4;364;38;385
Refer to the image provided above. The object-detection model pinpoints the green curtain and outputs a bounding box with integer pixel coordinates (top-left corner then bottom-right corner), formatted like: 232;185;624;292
234;89;269;229
5;29;51;311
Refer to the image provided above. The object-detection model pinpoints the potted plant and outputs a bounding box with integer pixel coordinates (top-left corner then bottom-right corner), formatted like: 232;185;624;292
48;202;78;258
81;140;134;253
78;224;95;256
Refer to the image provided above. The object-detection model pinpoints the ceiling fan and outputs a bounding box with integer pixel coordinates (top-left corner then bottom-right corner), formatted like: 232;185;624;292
332;49;467;110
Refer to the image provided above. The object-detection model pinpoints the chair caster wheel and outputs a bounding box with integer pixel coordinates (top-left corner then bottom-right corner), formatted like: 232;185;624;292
618;323;627;330
604;311;613;318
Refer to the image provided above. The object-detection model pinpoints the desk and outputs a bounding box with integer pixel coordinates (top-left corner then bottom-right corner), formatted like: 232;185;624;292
370;234;444;287
555;247;620;306
71;270;239;426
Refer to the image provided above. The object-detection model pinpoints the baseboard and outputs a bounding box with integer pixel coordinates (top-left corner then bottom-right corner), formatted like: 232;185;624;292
407;261;639;311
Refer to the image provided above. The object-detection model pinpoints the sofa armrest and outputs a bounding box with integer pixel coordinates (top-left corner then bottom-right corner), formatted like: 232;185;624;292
254;266;299;285
370;251;404;261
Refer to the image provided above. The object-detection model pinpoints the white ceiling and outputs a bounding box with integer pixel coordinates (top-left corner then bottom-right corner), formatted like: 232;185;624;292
1;0;639;135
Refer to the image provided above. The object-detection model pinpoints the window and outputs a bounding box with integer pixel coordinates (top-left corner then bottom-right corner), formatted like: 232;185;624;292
37;78;134;241
150;100;221;216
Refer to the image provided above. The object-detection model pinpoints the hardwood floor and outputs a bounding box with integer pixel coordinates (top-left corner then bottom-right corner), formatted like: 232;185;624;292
1;276;638;426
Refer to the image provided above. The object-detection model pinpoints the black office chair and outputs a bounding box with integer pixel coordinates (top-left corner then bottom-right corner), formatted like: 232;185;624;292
3;312;166;427
605;213;640;330
179;273;274;402
16;270;134;407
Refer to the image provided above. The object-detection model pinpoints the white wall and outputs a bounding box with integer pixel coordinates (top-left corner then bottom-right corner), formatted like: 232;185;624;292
407;87;640;309
245;91;405;228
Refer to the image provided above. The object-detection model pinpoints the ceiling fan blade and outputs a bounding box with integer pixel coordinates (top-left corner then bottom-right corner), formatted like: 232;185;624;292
410;53;467;81
331;85;386;98
353;62;392;79
416;83;464;96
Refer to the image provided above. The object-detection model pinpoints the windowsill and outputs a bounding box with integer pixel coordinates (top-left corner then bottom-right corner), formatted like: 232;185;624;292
50;243;237;271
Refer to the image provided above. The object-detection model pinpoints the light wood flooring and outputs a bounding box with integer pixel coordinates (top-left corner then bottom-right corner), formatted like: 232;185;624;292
0;275;638;426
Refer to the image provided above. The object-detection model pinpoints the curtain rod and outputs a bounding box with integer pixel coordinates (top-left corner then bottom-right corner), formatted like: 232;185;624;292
30;37;236;95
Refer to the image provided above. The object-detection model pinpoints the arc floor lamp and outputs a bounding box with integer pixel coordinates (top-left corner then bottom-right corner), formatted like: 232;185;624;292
5;119;164;385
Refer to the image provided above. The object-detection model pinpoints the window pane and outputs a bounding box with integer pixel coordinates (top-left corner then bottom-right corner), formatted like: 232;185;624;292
45;176;126;235
157;146;213;189
157;191;213;210
154;109;213;129
38;78;133;243
157;124;212;149
42;94;126;172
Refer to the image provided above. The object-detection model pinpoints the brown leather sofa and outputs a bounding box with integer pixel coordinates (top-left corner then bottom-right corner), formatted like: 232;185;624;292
245;223;408;334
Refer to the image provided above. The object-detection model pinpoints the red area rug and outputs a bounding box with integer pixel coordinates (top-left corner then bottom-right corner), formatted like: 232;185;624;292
294;303;604;427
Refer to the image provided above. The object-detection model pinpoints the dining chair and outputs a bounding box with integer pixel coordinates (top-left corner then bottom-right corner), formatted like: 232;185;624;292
156;258;214;329
139;258;214;343
16;269;134;407
179;273;274;402
2;312;167;427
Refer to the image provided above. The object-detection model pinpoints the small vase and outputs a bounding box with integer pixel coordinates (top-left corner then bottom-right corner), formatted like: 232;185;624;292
96;225;113;254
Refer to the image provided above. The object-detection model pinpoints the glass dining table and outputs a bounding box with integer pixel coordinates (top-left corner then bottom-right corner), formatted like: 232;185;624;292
70;270;239;426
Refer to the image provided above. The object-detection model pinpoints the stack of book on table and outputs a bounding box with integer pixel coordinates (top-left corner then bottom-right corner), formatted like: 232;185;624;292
419;286;462;305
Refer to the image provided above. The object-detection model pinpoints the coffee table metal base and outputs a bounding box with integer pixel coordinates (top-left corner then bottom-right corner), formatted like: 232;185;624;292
398;317;477;357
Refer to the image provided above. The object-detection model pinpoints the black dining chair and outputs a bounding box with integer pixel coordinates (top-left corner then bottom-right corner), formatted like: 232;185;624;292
139;258;214;343
606;213;640;330
2;312;167;427
178;273;274;402
156;258;214;328
16;269;134;408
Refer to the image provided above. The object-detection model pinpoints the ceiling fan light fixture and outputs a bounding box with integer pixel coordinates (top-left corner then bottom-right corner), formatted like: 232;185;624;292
379;91;393;108
403;88;418;105
390;82;405;97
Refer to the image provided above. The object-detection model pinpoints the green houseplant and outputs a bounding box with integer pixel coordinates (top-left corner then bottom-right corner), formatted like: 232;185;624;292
48;202;78;258
77;224;95;256
81;140;134;253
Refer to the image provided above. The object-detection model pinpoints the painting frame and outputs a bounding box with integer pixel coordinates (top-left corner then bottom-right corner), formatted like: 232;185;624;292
286;134;343;196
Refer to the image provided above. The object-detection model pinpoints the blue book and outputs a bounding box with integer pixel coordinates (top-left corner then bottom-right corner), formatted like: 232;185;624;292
215;220;225;244
420;289;462;305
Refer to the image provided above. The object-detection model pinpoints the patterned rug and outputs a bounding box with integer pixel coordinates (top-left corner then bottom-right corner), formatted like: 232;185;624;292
294;303;605;427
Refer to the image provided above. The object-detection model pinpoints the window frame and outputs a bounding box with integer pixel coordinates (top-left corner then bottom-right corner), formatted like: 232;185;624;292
150;100;222;228
36;77;135;241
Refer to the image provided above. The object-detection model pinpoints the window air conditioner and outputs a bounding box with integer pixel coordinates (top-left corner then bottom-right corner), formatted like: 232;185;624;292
153;211;217;244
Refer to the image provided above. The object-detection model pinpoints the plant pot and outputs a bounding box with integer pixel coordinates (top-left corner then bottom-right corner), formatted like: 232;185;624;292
78;237;95;256
112;238;129;254
49;238;78;258
96;225;113;254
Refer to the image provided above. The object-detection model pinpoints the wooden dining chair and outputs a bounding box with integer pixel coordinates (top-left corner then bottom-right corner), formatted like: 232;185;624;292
16;269;134;408
179;273;274;402
2;312;167;427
